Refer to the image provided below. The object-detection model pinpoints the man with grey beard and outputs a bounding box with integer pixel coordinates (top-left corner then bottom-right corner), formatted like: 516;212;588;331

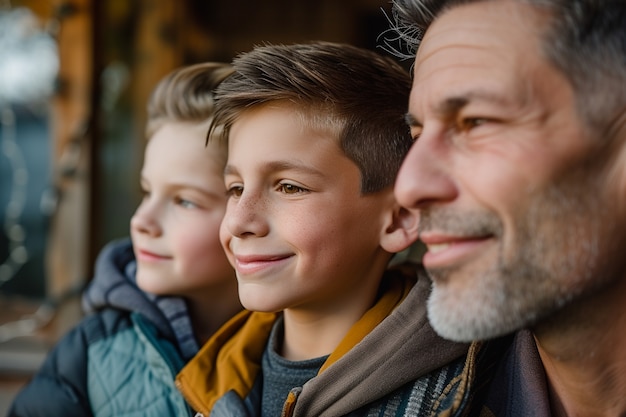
389;0;626;416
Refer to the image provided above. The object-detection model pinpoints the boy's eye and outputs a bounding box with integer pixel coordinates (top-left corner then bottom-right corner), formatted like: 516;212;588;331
139;189;151;201
175;197;198;209
278;183;307;194
226;185;243;198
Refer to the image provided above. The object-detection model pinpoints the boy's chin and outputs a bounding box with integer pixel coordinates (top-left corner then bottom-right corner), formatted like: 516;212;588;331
239;289;284;313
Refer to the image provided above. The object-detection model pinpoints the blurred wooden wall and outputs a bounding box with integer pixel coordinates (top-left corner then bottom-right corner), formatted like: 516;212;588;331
14;0;191;297
15;0;396;299
9;0;95;298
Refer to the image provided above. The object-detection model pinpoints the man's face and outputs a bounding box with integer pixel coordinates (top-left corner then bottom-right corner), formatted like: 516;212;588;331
394;1;624;341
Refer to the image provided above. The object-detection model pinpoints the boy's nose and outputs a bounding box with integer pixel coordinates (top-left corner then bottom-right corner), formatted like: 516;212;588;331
130;203;163;237
223;192;270;238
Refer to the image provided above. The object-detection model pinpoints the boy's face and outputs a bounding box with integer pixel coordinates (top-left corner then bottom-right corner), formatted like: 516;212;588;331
221;104;393;315
131;121;235;300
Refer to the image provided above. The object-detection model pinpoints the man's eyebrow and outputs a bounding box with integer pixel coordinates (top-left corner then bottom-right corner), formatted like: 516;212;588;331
406;90;509;127
437;97;469;117
403;96;472;128
436;91;508;117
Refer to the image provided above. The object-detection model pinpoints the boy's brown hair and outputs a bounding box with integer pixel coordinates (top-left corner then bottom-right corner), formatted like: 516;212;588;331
146;62;234;138
209;42;412;193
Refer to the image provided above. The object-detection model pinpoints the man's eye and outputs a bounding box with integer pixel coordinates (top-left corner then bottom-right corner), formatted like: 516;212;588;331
460;117;488;131
278;183;307;194
409;128;422;143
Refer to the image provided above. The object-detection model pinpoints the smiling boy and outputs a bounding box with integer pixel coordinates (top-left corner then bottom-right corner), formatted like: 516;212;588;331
9;63;243;417
175;42;468;417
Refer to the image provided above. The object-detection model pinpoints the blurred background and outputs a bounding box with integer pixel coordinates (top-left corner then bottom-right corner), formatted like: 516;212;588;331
0;0;405;412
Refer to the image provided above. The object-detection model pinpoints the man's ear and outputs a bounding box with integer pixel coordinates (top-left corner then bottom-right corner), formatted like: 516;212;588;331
380;202;420;253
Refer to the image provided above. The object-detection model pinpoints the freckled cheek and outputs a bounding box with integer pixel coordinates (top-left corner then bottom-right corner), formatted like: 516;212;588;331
280;216;322;252
294;216;348;261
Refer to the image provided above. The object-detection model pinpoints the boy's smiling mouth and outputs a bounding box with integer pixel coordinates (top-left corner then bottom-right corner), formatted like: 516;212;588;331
233;253;294;275
136;248;172;262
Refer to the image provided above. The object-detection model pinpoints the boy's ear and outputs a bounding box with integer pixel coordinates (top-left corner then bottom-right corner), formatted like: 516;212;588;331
380;202;420;253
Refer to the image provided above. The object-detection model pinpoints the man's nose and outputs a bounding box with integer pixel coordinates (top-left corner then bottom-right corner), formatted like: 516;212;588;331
394;131;458;210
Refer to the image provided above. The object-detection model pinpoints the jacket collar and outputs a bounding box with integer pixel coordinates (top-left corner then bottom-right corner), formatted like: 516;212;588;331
442;330;551;417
